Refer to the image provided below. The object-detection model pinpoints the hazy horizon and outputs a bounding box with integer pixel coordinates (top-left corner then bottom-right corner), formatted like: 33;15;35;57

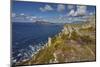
12;1;96;23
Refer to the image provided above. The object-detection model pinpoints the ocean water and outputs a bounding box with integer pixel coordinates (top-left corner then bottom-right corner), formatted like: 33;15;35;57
12;22;63;63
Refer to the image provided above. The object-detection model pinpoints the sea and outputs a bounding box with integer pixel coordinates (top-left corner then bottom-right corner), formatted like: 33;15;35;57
12;22;63;64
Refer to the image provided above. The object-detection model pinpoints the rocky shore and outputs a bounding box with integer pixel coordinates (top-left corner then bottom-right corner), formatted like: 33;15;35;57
16;15;96;66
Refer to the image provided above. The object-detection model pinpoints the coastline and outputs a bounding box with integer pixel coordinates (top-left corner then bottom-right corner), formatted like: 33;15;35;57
15;15;96;66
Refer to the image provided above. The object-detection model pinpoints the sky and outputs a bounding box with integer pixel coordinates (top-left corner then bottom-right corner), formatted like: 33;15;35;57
12;1;96;23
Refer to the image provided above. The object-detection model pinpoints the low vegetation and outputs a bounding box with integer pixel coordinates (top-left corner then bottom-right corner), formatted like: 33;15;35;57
16;16;96;66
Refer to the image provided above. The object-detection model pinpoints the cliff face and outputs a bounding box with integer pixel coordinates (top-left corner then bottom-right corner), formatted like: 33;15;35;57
17;16;96;65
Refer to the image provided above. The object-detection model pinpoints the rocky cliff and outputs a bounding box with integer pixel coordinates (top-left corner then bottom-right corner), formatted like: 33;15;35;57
16;15;96;66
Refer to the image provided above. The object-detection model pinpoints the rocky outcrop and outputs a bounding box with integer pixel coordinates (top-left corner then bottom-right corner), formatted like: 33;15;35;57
17;15;96;66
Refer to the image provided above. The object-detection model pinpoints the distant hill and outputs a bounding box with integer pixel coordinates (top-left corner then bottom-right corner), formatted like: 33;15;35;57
33;21;52;25
16;15;96;66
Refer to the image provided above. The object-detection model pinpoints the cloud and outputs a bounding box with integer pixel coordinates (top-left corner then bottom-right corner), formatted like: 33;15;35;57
26;16;30;19
67;5;74;10
20;13;25;16
68;5;87;16
12;13;16;17
40;5;53;12
29;16;37;22
12;13;38;22
76;5;87;16
40;8;45;12
68;9;75;16
89;12;94;15
57;4;66;12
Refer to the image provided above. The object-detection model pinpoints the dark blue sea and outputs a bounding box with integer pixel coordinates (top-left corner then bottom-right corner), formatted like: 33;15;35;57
12;22;63;63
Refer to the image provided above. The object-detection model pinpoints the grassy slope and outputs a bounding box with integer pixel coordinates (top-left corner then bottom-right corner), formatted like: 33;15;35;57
17;16;96;65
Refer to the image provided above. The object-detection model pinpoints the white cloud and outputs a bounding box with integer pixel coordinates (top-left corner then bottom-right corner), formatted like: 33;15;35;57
40;7;45;12
26;16;30;19
30;18;33;21
67;5;74;10
20;13;25;16
57;4;66;12
12;13;39;22
31;16;37;19
28;16;37;22
68;9;75;16
12;13;16;17
89;12;94;15
45;5;53;10
26;16;35;20
76;5;87;16
40;5;53;12
68;5;87;16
